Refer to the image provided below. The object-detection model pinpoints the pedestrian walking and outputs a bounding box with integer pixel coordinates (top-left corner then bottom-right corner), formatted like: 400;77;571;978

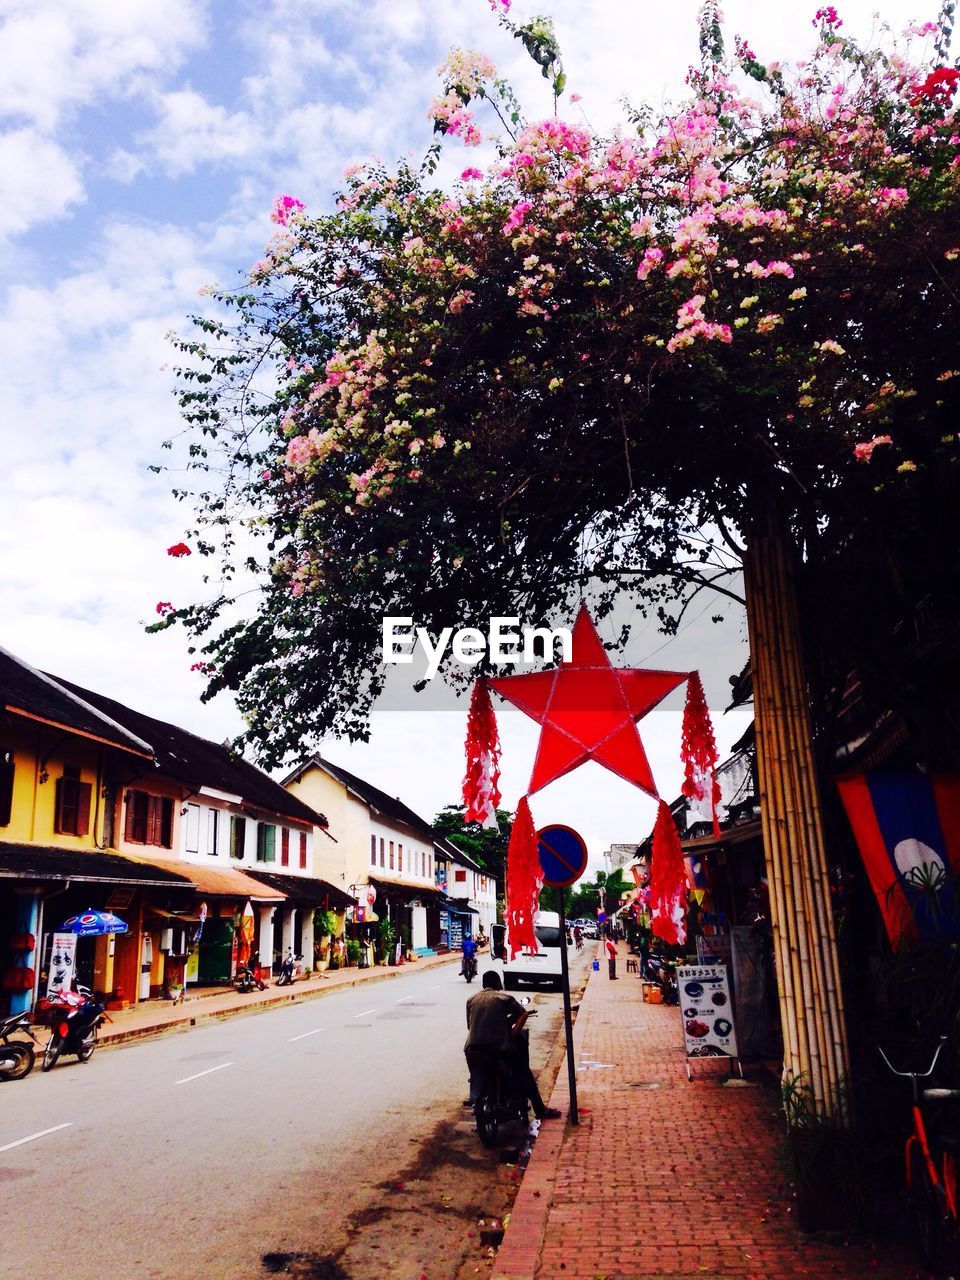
605;936;618;980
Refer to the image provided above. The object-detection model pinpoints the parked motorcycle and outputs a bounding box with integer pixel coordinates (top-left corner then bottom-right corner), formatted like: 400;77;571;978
234;961;266;993
0;1011;38;1081
645;952;680;1006
462;953;478;984
39;986;107;1072
275;951;304;987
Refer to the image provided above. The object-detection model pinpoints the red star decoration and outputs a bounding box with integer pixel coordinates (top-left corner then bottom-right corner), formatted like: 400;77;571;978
488;606;689;798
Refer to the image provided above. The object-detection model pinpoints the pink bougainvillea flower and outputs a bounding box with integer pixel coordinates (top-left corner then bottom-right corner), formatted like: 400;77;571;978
156;601;174;616
853;434;893;462
460;167;483;181
271;194;306;226
190;661;216;674
167;542;192;557
813;6;842;29
487;0;511;10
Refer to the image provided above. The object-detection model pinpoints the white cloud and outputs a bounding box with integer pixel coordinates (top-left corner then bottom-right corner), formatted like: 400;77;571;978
0;128;85;238
0;0;210;131
142;88;259;177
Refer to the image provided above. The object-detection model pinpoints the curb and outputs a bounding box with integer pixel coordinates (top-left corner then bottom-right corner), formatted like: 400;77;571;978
100;953;461;1047
493;964;598;1280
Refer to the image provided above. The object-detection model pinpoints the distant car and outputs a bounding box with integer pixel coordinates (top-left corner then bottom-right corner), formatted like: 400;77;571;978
583;923;599;940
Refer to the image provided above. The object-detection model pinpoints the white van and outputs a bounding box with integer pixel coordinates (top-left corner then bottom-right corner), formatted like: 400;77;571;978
500;910;569;992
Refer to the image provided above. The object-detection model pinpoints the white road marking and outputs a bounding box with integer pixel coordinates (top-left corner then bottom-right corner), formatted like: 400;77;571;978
354;1009;377;1019
289;1027;325;1042
395;996;414;1004
0;1122;73;1153
429;984;443;990
175;1063;234;1085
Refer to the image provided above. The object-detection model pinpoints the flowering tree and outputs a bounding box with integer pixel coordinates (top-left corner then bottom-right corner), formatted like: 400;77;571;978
163;2;960;1118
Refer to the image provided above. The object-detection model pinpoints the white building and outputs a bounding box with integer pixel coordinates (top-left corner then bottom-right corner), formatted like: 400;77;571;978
283;757;442;952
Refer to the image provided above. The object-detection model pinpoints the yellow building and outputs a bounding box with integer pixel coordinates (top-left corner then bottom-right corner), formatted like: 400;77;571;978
0;646;190;1014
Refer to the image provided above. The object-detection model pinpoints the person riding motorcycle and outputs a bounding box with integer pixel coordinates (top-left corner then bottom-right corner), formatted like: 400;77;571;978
463;972;561;1119
459;933;477;978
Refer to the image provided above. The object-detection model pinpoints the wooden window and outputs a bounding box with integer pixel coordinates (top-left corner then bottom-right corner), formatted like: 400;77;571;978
230;815;245;860
0;749;13;827
379;837;385;868
280;827;290;867
184;803;200;853
257;823;276;862
398;843;403;873
370;834;377;865
389;840;394;870
207;809;220;856
455;868;467;883
55;766;92;837
299;831;307;870
124;790;173;847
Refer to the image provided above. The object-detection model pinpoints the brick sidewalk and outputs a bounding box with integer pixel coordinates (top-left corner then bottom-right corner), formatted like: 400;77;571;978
96;950;460;1045
495;942;918;1280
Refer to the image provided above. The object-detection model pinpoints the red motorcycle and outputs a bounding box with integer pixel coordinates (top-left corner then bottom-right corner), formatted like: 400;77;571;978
36;986;109;1071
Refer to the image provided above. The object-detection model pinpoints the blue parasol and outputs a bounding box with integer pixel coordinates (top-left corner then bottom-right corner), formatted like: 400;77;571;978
58;909;128;936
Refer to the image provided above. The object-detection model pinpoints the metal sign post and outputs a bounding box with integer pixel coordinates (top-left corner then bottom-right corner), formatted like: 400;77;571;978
555;886;579;1126
537;824;589;1128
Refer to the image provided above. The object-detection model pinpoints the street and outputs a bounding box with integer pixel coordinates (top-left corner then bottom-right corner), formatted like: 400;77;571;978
0;959;575;1280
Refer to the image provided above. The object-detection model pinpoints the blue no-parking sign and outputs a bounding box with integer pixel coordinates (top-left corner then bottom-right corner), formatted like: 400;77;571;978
537;825;589;888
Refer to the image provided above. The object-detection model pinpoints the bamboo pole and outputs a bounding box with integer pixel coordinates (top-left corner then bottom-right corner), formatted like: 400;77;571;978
764;529;833;1111
743;509;852;1124
749;526;820;1106
744;537;807;1090
770;526;851;1115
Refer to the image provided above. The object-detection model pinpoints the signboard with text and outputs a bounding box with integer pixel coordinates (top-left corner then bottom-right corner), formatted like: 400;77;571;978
696;934;733;967
46;932;77;996
677;964;739;1075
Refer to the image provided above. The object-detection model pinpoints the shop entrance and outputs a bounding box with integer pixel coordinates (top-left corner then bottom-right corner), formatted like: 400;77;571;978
198;917;234;983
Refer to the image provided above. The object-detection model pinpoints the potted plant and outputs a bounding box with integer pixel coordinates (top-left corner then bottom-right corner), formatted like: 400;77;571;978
346;938;361;967
314;909;336;971
377;918;397;965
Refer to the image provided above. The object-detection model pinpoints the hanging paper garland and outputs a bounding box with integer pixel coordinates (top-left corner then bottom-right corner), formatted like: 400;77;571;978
504;796;541;959
462;678;502;828
680;671;721;836
649;800;688;946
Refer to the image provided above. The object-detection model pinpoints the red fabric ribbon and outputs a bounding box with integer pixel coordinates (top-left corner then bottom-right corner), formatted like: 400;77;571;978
680;672;721;836
650;800;687;946
505;796;541;959
462;678;502;826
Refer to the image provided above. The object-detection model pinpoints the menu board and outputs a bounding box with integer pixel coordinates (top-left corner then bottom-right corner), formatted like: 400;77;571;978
677;964;738;1064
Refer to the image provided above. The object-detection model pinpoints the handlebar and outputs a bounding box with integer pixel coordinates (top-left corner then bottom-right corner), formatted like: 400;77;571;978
878;1035;948;1079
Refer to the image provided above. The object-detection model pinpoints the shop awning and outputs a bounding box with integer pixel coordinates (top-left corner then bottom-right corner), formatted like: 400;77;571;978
368;876;443;906
129;858;286;902
440;896;480;916
679;818;763;856
243;870;353;909
143;907;202;924
0;842;193;887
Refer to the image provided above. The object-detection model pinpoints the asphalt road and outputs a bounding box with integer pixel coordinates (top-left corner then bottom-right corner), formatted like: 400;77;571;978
0;959;572;1280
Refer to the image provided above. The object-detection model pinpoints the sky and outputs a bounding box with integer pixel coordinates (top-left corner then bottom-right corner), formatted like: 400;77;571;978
0;0;934;870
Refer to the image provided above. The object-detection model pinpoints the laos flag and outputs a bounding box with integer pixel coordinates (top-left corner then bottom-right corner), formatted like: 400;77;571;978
837;774;960;949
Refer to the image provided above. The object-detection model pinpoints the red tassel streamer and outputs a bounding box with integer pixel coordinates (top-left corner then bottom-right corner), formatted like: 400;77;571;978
650;800;687;946
462;679;502;826
680;671;721;836
505;796;541;959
